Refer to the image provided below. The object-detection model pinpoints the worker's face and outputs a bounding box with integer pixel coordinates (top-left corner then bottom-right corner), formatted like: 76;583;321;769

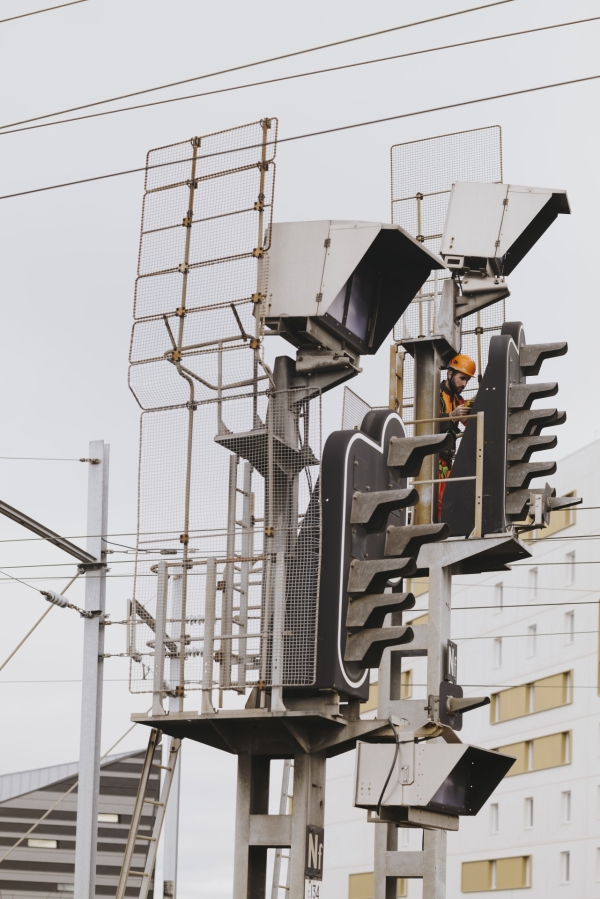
449;370;471;393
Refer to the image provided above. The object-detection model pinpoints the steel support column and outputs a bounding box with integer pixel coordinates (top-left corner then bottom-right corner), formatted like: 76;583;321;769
374;555;452;899
413;342;440;525
74;440;109;899
232;751;325;899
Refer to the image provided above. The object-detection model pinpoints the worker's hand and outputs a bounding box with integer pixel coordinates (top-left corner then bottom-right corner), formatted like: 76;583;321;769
449;406;470;421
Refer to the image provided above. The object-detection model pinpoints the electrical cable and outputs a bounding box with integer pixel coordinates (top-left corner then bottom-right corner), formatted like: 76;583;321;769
3;14;597;138
0;677;598;689
377;716;402;817
0;456;88;461
0;0;86;26
0;572;80;674
2;71;600;203
0;0;516;132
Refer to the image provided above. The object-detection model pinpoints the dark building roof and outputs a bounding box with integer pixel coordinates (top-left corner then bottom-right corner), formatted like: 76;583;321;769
0;747;160;897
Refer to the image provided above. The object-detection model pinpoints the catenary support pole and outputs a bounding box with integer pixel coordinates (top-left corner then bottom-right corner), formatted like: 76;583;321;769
74;440;109;899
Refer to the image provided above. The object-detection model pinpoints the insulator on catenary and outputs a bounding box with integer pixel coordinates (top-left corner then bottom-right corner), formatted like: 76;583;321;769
40;590;69;608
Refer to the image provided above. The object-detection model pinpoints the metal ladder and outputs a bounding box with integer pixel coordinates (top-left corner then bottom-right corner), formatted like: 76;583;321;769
270;759;293;898
115;728;182;899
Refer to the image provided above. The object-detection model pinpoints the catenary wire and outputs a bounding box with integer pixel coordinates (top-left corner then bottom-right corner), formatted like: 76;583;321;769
0;677;596;689
0;0;516;131
0;1;86;26
0;456;87;461
1;72;599;203
0;513;595;544
3;15;596;137
0;572;80;674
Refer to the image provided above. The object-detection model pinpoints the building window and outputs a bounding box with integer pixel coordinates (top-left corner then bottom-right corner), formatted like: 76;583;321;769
491;671;572;723
497;731;571;776
561;851;570;884
400;669;413;699
348;872;407;898
527;625;537;657
494;638;502;668
566;552;575;584
561;791;571;824
525;797;534;829
490;803;499;834
494;582;504;613
461;857;531;892
565;611;575;643
98;813;119;823
27;839;57;849
361;682;378;714
529;567;538;601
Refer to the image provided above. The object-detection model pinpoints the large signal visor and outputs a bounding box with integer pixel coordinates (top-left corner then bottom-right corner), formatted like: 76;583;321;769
265;220;444;356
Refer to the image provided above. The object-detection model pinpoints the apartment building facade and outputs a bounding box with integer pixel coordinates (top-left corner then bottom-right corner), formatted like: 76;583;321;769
323;437;600;898
0;747;159;897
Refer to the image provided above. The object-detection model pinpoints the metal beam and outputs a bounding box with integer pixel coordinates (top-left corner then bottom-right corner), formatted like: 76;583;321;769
0;498;97;564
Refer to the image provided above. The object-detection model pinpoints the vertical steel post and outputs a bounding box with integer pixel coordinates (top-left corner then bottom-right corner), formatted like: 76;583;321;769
413;343;439;525
74;440;109;899
473;411;485;538
238;462;253;688
270;551;287;712
271;759;292;898
288;751;326;895
202;558;216;714
373;554;453;899
221;453;237;700
152;562;169;717
163;568;182;899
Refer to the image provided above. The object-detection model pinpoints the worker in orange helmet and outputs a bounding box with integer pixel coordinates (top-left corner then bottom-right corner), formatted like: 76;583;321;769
438;353;476;521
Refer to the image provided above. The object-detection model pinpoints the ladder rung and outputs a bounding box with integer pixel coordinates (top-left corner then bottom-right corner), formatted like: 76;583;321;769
127;871;149;878
135;834;157;841
152;763;173;771
145;799;165;806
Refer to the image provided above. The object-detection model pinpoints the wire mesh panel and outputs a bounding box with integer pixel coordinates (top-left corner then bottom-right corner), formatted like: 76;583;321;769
390;126;505;429
126;118;323;702
129;118;277;412
128;388;322;694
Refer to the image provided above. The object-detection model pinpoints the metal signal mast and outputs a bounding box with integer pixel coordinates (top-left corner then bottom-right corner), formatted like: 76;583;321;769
118;120;579;899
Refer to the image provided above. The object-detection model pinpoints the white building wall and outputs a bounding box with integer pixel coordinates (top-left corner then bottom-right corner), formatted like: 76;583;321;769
323;437;600;898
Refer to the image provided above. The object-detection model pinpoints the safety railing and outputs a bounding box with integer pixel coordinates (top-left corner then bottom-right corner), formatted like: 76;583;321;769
402;411;484;538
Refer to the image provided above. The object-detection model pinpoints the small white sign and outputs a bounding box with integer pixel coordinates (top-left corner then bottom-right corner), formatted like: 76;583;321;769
305;879;322;898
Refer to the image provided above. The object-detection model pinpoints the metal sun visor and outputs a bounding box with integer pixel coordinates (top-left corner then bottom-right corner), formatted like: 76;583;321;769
354;740;515;820
441;182;570;276
265;220;444;356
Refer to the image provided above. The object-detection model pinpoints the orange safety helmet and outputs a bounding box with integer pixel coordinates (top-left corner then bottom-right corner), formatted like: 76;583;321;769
448;353;476;378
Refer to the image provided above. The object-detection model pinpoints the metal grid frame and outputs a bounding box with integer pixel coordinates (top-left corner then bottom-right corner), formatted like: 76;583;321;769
390;126;505;433
127;119;324;703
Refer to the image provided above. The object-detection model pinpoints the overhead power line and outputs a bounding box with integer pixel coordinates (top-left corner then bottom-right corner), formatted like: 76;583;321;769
0;0;515;132
0;677;597;690
0;0;86;25
3;15;596;137
1;72;599;203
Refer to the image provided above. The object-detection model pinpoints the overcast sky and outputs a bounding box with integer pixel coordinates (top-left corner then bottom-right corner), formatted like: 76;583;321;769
0;0;598;895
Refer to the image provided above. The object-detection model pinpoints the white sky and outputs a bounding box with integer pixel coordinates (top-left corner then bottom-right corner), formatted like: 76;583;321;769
0;0;598;895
